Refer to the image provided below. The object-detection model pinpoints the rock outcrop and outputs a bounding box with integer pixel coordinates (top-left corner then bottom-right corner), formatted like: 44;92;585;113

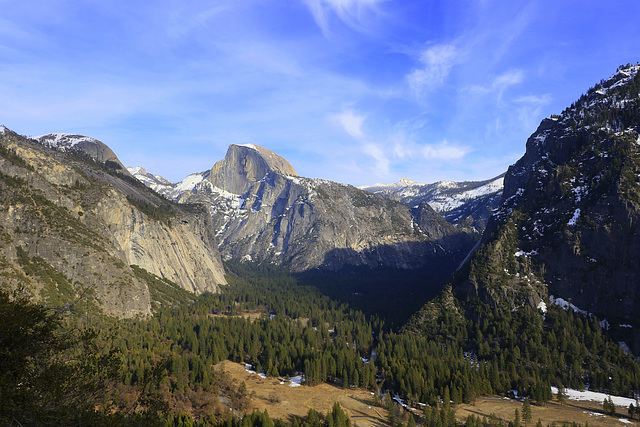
0;127;226;318
33;133;126;168
133;144;476;273
454;64;640;351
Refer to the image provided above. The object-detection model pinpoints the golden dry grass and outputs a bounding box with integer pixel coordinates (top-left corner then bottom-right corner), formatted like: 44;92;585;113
455;396;639;426
219;361;639;426
217;361;388;427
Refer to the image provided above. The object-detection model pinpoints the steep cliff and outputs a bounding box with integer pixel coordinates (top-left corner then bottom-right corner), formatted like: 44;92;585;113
133;143;476;273
0;126;226;317
455;64;640;351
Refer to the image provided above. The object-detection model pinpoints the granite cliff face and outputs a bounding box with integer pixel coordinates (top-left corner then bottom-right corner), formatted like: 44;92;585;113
455;64;640;351
134;144;476;273
0;126;226;317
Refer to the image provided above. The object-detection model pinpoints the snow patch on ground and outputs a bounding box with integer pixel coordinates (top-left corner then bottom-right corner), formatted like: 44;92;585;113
618;341;631;355
515;249;538;257
550;387;637;407
550;295;587;316
537;300;547;313
245;363;267;378
567;208;581;226
289;375;303;387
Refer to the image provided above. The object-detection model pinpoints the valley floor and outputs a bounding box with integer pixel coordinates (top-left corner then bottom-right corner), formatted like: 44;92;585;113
220;361;639;427
217;361;387;427
455;396;638;426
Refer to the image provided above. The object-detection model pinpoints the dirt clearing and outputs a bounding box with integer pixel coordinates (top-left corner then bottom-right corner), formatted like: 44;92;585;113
219;361;638;426
218;361;387;427
455;396;638;426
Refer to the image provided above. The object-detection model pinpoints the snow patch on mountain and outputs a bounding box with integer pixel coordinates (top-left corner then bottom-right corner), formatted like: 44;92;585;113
360;174;504;231
550;295;588;316
361;175;504;212
174;172;208;194
32;133;98;151
428;176;504;212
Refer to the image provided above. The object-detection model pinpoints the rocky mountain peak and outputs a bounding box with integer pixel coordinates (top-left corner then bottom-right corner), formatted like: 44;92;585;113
209;143;297;195
360;174;504;233
399;177;418;186
457;63;640;351
31;133;126;169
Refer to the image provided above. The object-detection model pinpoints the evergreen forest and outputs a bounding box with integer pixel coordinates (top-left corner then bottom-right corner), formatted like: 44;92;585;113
2;260;639;426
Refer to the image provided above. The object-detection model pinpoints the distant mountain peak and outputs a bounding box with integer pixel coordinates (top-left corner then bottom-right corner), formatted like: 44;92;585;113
31;132;126;169
360;174;505;233
455;63;640;348
399;177;418;186
32;133;98;150
210;143;298;194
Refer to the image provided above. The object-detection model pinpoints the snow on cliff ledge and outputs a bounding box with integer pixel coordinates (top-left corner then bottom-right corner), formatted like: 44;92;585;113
31;133;99;151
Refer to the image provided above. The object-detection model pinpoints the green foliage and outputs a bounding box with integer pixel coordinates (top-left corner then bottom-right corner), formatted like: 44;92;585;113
126;195;177;225
603;396;616;415
522;398;532;425
8;184;107;252
0;141;34;171
131;264;194;309
0;289;120;425
387;301;640;405
0;170;27;188
556;386;567;406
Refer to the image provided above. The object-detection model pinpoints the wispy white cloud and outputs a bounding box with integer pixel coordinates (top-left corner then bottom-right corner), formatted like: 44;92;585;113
514;94;552;129
301;0;386;37
422;140;470;161
166;5;231;40
493;69;524;95
362;142;390;173
331;109;367;139
470;69;524;98
406;44;458;94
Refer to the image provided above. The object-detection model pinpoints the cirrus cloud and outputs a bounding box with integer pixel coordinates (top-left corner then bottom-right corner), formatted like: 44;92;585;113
422;140;470;160
331;109;367;139
406;44;458;94
301;0;387;37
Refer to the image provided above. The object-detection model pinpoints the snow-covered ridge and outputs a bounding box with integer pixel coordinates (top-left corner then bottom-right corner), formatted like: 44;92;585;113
361;175;504;213
594;64;640;96
127;166;215;201
0;125;7;134
363;177;420;192
31;133;99;151
428;176;504;212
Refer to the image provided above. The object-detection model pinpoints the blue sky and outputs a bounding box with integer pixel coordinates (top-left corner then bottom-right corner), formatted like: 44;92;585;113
1;1;639;186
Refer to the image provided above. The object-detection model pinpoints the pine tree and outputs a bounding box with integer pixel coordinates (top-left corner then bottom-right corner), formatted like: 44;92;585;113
557;386;567;406
514;408;521;427
407;413;416;427
603;396;616;415
522;398;532;425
